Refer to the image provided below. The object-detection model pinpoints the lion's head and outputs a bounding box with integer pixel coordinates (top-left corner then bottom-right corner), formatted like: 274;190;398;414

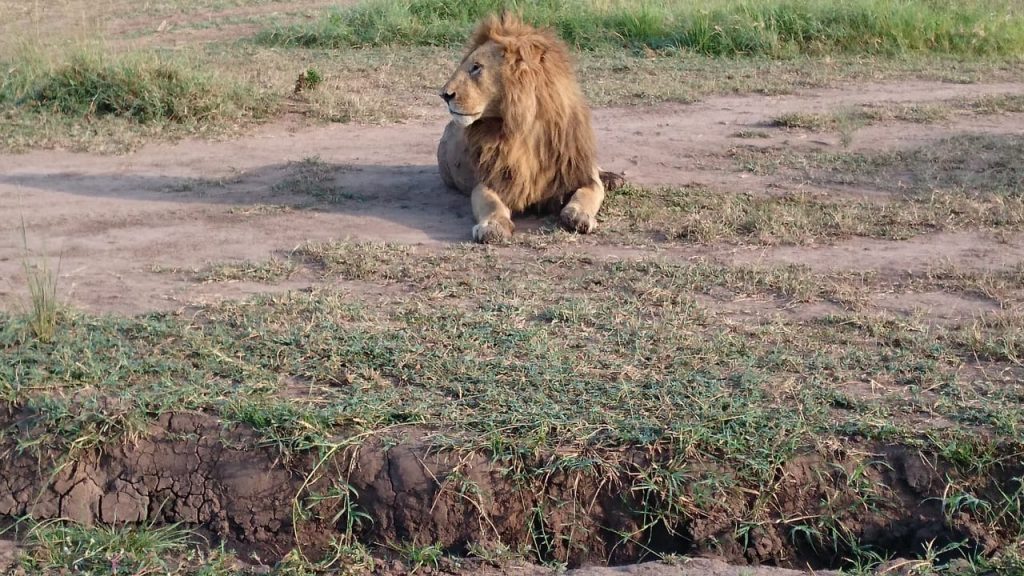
438;12;599;214
438;29;505;127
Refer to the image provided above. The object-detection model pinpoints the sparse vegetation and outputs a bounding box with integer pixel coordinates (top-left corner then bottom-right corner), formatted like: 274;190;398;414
768;93;1024;136
3;238;1024;569
272;156;364;203
4;241;1022;458
732;133;1024;198
762;93;1024;146
3;0;1022;150
195;258;297;283
967;93;1024;114
605;183;1024;245
731;129;772;139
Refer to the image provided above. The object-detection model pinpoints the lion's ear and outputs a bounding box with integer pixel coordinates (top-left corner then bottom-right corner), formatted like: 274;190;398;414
505;37;546;68
470;13;500;48
499;10;522;30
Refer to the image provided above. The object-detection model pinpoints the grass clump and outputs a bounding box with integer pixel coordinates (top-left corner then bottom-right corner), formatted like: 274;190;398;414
18;219;61;344
391;542;444;573
257;0;1024;57
770;111;833;131
17;520;192;575
4;52;271;124
1;49;275;151
20;256;61;343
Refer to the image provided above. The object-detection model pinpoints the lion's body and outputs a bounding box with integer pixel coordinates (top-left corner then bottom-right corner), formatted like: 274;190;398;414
436;122;477;197
437;13;608;242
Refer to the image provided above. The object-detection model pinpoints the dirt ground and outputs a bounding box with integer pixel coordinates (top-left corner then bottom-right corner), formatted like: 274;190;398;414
2;79;1022;316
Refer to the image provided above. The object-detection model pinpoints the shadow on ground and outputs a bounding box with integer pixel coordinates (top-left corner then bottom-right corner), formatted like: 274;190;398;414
0;162;570;243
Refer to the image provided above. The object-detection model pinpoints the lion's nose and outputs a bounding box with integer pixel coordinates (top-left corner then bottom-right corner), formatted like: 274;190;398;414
440;91;455;103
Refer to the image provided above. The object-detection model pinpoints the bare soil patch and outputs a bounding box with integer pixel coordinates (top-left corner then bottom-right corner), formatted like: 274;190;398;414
3;80;1022;315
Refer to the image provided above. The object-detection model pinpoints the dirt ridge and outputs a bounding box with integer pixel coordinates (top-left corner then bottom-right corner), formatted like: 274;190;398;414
2;407;1020;570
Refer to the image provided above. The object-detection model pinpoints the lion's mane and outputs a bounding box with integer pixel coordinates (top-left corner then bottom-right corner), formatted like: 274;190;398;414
461;13;599;212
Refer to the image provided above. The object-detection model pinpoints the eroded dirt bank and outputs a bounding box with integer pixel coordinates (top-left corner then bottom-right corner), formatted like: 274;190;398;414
1;407;1019;571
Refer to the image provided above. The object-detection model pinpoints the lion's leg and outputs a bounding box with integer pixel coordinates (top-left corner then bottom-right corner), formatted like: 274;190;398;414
560;167;605;234
471;183;515;244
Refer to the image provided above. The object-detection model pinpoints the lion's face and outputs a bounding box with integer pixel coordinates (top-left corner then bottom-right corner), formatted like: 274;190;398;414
440;41;505;127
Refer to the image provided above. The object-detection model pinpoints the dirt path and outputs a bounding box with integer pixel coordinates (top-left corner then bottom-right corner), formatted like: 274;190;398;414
2;79;1023;315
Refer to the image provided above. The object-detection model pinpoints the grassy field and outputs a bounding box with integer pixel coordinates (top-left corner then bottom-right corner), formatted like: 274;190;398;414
2;0;1024;574
5;242;1022;456
258;0;1024;55
4;239;1024;573
1;0;1023;151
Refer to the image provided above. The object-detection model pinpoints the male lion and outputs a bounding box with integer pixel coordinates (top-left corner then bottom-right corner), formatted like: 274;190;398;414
436;12;617;244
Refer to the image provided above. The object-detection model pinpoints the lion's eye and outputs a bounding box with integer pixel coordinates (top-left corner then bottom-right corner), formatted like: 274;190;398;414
469;63;483;76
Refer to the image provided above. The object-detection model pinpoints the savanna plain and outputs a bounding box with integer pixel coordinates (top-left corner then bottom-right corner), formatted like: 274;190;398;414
1;1;1023;574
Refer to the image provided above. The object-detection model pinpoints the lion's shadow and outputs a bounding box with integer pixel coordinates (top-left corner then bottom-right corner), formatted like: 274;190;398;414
0;162;562;243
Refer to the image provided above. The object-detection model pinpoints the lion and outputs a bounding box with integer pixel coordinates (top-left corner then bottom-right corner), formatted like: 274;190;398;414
436;12;621;244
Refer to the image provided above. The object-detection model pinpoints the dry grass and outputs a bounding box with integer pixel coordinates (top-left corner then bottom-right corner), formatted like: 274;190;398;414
765;94;1024;147
731;133;1024;198
601;184;1024;247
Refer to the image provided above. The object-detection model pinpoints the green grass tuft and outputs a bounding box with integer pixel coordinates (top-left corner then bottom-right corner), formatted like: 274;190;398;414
0;49;276;152
256;0;1024;57
6;52;270;125
18;519;192;575
18;219;61;344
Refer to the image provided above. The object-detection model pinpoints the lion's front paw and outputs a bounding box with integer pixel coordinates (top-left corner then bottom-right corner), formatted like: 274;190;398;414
472;217;515;244
560;204;597;234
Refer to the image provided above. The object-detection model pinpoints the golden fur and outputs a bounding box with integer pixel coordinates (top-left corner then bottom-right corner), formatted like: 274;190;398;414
437;12;607;242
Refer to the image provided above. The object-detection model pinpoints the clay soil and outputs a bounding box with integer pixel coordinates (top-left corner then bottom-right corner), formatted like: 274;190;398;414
1;409;1017;575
